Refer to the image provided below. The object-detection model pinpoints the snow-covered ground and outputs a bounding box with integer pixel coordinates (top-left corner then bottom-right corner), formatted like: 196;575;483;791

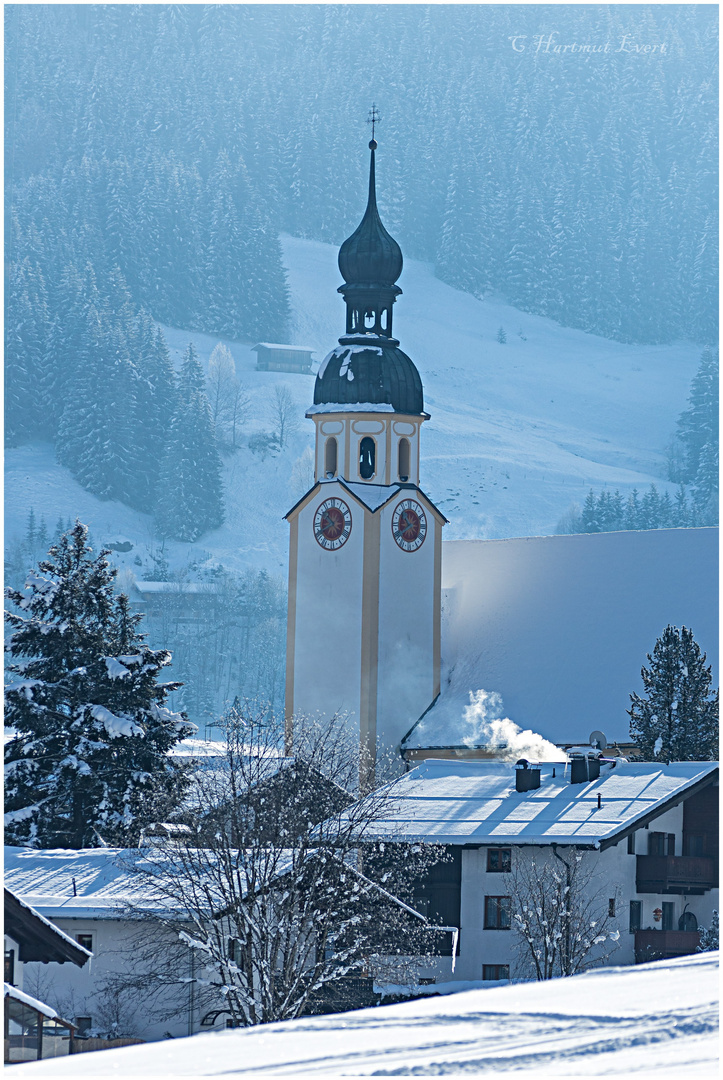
24;952;719;1077
5;235;699;583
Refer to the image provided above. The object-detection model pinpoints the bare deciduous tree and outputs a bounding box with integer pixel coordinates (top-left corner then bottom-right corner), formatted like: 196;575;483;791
267;384;298;449
207;344;250;448
290;445;315;498
109;704;449;1028
510;845;621;980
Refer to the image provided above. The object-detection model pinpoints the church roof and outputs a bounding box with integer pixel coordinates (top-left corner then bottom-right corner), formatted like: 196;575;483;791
337;143;403;289
313;341;424;415
312;134;424;416
284;478;448;523
404;527;718;748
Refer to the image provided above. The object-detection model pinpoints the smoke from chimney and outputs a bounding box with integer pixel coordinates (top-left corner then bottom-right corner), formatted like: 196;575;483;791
462;689;568;762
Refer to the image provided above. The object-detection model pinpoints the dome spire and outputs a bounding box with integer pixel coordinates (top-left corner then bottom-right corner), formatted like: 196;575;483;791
313;115;424;416
337;109;403;339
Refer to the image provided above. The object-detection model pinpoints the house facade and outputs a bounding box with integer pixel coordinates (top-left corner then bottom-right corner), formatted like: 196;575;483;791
4;850;200;1044
4;888;91;1063
363;757;718;984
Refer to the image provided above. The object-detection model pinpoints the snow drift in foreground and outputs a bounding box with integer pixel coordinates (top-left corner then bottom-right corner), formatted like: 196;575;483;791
26;952;718;1078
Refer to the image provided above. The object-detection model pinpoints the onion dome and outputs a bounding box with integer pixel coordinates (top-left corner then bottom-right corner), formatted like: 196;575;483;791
312;130;425;417
338;143;403;288
314;342;424;415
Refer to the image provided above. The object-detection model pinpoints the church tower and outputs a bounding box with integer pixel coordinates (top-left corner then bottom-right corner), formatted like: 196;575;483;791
285;127;446;773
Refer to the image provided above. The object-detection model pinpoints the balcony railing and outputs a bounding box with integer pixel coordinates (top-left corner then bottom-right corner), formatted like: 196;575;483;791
636;855;717;894
634;930;701;964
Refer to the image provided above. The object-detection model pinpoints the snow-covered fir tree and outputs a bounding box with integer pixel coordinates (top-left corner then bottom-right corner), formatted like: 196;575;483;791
674;348;719;500
697;910;718;952
628;624;718;763
4;522;195;848
155;343;225;542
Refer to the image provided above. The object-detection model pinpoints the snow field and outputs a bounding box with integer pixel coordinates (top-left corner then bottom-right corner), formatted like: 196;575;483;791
22;952;718;1077
4;236;700;585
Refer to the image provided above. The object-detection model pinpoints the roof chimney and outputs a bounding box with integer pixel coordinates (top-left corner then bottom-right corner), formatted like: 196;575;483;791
515;759;541;793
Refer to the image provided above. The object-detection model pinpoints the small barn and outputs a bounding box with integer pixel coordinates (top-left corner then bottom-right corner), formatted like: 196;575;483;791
253;343;314;374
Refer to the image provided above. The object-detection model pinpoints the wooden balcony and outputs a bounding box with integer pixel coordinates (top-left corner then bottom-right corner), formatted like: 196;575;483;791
634;930;701;964
636;855;717;894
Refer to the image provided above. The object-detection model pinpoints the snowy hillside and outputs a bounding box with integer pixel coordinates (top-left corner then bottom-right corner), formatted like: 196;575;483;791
5;235;700;583
24;952;719;1077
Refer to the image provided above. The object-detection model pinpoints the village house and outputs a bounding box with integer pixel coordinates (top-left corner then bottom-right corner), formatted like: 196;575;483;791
359;756;718;984
4;888;90;1063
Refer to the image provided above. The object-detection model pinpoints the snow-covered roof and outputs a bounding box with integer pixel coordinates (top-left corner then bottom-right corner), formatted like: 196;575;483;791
132;581;221;595
408;527;719;748
4;983;64;1022
252;342;314;354
4;888;93;964
361;759;718;848
306;401;396;414
338;480;401;513
168;737;229;759
4;848;165;920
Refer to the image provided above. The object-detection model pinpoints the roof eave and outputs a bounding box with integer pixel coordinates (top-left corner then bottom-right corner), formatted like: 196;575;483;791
597;765;719;851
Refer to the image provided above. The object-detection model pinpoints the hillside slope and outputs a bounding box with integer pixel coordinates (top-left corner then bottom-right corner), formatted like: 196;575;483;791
5;236;699;583
24;952;719;1078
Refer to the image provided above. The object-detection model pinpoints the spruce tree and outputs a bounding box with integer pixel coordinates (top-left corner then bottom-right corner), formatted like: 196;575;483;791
155;344;225;541
628;625;718;763
4;522;195;848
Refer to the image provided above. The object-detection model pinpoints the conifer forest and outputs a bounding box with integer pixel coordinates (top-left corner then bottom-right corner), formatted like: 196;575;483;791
4;4;719;728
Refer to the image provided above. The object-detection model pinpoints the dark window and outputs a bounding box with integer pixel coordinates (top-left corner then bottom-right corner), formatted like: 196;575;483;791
667;834;676;856
487;848;512;873
4;948;15;985
627;833;636;855
75;1016;92;1035
398;438;410;482
227;938;240;963
684;833;706;857
324;437;337;478
482;964;510;981
662;902;675;931
629;901;642;932
608;898;616;917
359;437;376;479
648;831;666;855
484;896;511;930
76;934;93;953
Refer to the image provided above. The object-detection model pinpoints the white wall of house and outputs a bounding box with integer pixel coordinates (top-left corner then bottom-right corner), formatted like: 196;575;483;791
16;917;208;1043
430;803;718;984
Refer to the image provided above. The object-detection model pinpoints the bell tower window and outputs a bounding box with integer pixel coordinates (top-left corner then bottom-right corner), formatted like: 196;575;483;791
324;437;338;478
359;437;376;480
398;438;410;482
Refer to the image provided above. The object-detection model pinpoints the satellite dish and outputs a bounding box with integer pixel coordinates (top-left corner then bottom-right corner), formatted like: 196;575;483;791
589;730;607;751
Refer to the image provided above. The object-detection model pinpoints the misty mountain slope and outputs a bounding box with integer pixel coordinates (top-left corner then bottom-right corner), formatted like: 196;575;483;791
5;236;699;581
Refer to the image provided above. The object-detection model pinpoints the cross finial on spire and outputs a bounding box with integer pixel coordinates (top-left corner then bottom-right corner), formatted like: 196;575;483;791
367;103;381;147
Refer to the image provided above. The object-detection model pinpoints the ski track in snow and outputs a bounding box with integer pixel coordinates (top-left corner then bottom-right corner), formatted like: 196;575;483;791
5;235;700;585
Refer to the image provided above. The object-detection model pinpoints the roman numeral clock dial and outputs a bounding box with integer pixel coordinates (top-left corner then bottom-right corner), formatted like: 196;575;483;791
392;499;427;552
313;498;352;550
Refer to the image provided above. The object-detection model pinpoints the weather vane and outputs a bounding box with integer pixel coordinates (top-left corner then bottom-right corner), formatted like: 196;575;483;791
367;104;381;144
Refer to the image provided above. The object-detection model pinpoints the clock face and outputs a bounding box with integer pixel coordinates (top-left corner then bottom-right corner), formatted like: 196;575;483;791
313;498;352;550
392;499;427;552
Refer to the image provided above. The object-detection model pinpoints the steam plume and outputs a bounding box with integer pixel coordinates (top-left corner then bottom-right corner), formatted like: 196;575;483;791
462;689;568;762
